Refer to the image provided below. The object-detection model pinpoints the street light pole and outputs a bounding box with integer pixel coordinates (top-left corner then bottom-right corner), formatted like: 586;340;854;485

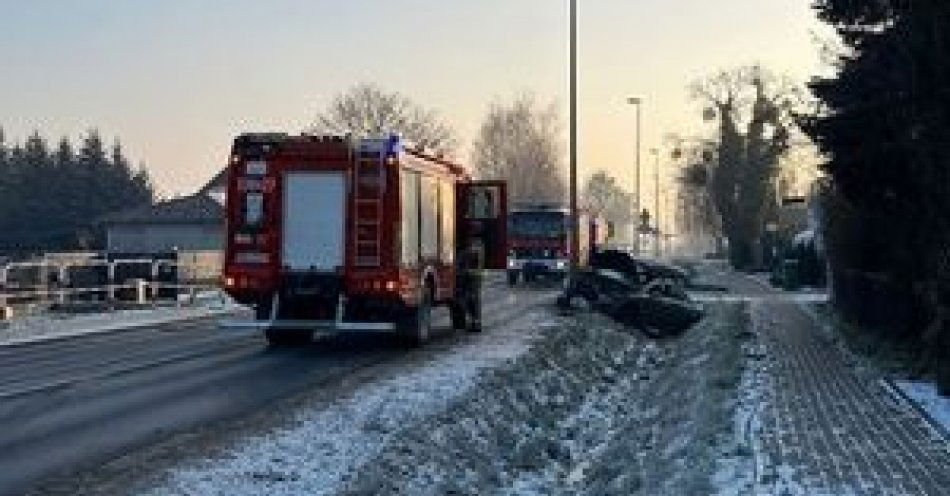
652;147;661;258
569;0;579;273
626;97;643;255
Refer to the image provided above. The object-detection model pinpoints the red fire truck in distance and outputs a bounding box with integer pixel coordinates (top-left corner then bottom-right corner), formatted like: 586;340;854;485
506;204;609;286
222;133;507;346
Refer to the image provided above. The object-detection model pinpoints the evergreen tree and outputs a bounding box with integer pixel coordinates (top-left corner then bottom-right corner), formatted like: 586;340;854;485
0;129;155;252
19;132;53;246
50;137;77;245
804;0;950;391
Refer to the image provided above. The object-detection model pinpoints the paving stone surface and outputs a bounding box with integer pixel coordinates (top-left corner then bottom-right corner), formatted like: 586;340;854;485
729;274;950;496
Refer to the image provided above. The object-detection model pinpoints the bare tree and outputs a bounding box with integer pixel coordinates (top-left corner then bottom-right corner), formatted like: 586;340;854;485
583;171;633;227
690;65;802;268
673;145;724;255
471;94;566;204
311;83;457;154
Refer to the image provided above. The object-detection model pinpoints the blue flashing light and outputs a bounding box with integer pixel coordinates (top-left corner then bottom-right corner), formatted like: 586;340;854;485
386;134;403;155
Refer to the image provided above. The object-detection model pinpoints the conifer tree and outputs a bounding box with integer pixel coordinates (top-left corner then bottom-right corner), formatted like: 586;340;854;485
0;129;155;251
805;0;950;391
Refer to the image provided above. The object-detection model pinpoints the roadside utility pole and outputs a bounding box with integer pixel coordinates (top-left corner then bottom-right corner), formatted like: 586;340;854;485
569;0;579;273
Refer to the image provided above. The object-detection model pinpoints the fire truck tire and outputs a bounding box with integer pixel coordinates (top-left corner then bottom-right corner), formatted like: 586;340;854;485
254;298;274;321
507;271;519;286
264;328;313;347
399;289;432;347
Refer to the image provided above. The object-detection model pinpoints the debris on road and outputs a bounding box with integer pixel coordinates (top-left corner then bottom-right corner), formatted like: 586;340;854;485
560;250;706;337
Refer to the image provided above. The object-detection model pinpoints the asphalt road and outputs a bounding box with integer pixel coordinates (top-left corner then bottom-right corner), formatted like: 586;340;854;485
0;276;548;495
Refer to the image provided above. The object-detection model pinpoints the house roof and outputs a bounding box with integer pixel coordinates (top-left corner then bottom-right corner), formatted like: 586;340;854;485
199;168;227;194
101;193;224;226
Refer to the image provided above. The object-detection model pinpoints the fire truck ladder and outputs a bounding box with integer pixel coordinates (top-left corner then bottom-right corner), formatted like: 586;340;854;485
354;150;384;267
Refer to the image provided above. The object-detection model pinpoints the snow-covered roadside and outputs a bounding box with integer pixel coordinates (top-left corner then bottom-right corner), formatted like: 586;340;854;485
339;303;746;496
892;380;950;438
712;303;763;495
143;307;554;496
0;292;243;346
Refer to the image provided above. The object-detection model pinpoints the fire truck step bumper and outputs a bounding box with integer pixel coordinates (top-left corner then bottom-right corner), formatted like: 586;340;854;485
218;320;396;332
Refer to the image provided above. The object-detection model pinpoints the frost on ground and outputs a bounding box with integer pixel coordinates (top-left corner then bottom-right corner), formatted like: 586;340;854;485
339;303;746;496
894;380;950;435
0;291;239;346
713;302;876;496
144;308;552;496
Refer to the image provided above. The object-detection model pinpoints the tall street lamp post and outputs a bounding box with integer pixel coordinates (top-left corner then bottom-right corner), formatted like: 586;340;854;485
569;0;579;274
626;96;643;254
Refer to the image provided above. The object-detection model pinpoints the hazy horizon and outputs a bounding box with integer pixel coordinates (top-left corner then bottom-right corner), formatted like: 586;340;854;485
0;0;827;201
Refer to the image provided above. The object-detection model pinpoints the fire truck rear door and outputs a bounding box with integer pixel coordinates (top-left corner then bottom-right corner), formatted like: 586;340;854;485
282;171;346;272
458;181;508;270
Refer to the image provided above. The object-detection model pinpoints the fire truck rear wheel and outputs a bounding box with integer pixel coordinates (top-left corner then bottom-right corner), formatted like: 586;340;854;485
507;271;519;286
264;328;313;347
254;298;274;321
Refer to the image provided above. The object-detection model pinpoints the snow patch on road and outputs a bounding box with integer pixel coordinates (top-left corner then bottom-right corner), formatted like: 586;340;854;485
145;309;549;496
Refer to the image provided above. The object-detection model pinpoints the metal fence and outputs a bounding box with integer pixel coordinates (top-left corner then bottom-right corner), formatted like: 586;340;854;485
0;252;223;319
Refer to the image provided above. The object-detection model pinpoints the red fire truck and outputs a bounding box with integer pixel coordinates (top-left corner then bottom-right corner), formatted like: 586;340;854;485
222;133;507;346
506;204;609;285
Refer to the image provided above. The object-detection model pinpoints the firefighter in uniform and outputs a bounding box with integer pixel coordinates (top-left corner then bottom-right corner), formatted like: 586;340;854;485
458;241;483;331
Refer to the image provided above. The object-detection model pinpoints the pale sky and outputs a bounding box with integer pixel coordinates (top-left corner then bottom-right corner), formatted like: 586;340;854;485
0;0;827;204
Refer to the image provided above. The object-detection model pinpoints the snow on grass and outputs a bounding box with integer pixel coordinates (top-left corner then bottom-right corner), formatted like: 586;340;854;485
893;380;950;438
0;292;241;346
144;308;551;496
339;303;746;496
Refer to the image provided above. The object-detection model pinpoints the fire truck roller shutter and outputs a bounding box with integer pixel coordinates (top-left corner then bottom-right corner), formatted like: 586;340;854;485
420;174;439;260
281;171;346;272
400;170;420;266
439;179;455;264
